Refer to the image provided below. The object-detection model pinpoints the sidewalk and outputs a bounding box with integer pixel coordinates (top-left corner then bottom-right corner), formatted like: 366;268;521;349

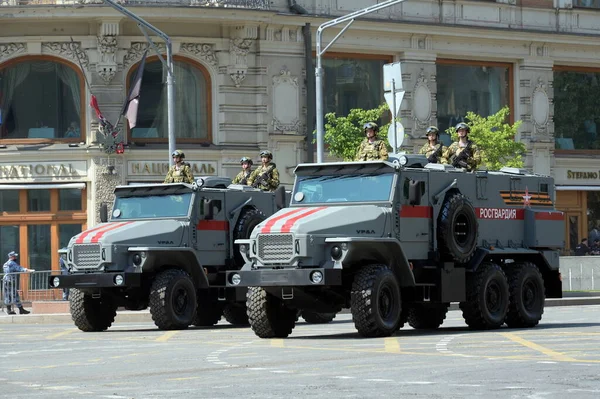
1;294;600;325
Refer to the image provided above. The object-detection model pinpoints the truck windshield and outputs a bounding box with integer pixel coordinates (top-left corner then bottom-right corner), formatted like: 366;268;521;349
112;193;193;219
293;173;394;204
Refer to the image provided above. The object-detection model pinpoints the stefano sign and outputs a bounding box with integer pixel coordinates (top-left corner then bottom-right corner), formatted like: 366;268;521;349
128;161;217;176
567;170;600;180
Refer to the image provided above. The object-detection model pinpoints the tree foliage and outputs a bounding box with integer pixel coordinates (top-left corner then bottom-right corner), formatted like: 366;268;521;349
323;104;391;161
447;106;524;171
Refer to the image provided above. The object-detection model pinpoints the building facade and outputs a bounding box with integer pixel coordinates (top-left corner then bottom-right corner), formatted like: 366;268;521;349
1;0;599;270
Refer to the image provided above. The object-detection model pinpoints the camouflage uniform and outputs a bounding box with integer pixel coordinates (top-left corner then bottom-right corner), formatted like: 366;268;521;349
355;139;389;161
418;143;445;163
232;170;252;185
3;258;26;308
248;163;280;192
441;140;482;172
164;164;195;184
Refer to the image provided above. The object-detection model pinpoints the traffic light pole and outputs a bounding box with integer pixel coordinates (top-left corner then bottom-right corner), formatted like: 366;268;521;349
102;0;176;165
315;0;406;163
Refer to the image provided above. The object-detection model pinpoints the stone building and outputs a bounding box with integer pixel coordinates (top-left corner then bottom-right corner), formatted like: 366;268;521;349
1;0;599;269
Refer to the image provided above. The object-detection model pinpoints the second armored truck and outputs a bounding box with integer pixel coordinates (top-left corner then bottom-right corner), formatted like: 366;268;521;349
227;155;565;338
50;178;286;331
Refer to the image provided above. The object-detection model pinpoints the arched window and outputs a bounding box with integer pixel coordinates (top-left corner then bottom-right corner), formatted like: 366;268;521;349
127;55;211;143
0;56;84;141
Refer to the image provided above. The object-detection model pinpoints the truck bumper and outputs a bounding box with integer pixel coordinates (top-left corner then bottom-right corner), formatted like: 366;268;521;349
48;273;142;289
226;268;342;287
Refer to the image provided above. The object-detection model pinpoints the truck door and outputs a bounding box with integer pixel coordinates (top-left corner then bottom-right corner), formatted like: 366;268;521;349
397;170;430;259
195;193;228;265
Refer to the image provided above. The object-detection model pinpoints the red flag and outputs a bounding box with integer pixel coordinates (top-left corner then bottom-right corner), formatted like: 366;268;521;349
121;50;147;129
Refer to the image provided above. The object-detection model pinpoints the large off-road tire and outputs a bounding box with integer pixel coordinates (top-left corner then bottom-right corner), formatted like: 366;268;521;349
192;290;223;327
505;263;545;328
149;269;197;330
460;263;509;329
223;303;250;326
70;289;117;332
247;287;297;338
407;303;450;329
301;310;337;324
233;208;266;268
351;264;402;338
438;193;478;263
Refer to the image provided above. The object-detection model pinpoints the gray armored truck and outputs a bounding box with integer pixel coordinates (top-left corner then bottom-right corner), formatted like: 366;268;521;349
49;177;287;331
227;155;565;338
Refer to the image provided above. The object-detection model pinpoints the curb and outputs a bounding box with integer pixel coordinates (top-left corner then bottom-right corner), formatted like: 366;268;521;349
1;297;600;325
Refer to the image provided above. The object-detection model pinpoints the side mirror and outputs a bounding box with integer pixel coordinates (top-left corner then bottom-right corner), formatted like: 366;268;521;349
408;180;423;206
203;199;214;220
100;202;108;223
274;185;287;210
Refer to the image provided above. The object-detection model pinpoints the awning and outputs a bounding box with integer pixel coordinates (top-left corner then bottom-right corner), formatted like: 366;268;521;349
555;185;600;191
0;183;86;190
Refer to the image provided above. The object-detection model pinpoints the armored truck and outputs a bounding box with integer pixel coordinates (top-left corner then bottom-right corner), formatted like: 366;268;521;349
49;177;287;331
227;155;565;338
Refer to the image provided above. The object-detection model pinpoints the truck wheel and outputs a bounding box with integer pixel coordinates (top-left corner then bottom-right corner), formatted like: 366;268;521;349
247;287;297;338
149;269;197;330
223;303;250;326
351;264;402;338
70;289;117;332
438;193;478;263
233;208;266;268
505;263;545;328
460;263;509;329
192;290;223;327
301;311;337;324
407;303;449;329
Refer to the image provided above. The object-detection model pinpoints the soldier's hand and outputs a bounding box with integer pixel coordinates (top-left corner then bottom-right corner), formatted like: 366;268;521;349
457;160;468;169
27;269;35;272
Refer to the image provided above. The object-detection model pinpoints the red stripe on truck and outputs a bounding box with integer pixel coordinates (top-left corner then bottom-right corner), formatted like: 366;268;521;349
280;207;328;233
260;208;306;233
90;222;133;243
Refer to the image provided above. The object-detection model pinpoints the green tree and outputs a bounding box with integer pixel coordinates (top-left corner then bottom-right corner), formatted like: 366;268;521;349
447;106;524;171
323;103;392;161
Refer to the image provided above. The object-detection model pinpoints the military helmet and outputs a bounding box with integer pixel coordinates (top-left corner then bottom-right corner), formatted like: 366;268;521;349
172;149;185;159
363;122;379;133
259;150;273;159
426;126;439;136
240;156;253;165
455;122;470;133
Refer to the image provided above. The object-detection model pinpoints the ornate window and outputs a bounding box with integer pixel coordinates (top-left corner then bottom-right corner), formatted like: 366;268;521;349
436;60;512;146
0;56;84;142
127;56;211;143
553;68;600;152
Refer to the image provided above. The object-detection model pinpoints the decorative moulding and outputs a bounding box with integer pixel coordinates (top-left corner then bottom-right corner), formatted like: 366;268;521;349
180;43;218;67
0;43;27;63
97;35;118;84
412;69;432;132
532;77;550;135
42;42;89;68
272;68;302;134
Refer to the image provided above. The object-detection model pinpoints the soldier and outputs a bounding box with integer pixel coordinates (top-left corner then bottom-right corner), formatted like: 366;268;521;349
418;126;445;164
232;156;253;185
3;251;34;315
248;150;280;192
441;122;482;172
164;149;195;184
355;122;389;161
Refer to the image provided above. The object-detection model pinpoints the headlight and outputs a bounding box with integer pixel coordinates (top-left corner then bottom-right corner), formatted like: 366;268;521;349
239;244;247;253
310;270;323;284
132;253;142;266
52;276;60;287
230;273;241;286
114;275;124;286
330;245;343;260
399;155;408;166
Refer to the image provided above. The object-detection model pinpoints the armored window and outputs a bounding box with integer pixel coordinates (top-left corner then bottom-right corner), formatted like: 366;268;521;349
540;183;549;193
126;56;211;144
0;57;84;142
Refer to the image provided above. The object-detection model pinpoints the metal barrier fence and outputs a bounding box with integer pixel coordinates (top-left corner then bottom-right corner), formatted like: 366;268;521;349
1;271;65;311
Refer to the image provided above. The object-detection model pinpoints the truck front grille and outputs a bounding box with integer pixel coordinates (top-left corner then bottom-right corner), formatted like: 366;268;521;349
257;234;294;264
73;244;102;270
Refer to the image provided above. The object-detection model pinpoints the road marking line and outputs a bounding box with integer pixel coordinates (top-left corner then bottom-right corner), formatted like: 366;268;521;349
155;331;179;342
167;377;201;381
499;332;578;362
270;339;284;348
46;329;77;340
384;337;401;353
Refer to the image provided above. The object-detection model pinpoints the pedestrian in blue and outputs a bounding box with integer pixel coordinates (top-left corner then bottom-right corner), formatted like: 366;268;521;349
59;251;69;301
3;251;34;315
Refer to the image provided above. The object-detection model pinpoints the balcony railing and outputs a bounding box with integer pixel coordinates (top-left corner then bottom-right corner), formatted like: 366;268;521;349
0;0;271;9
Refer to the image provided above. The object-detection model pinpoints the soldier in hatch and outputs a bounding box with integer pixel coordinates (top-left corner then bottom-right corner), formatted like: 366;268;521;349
247;150;280;192
355;122;389;161
232;156;253;185
441;122;482;172
164;149;195;184
418;126;445;164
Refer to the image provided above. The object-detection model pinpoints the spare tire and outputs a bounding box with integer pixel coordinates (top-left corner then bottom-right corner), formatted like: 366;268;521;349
233;208;266;268
438;193;478;263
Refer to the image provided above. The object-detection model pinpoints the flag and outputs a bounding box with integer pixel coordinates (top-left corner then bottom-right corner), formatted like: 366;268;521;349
90;94;118;138
121;49;147;129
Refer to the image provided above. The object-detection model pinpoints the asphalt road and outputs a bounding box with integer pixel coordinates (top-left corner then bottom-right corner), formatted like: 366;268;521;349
2;306;600;399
